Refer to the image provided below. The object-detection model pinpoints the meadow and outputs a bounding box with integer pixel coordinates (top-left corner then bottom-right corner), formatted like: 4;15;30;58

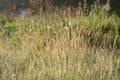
0;3;120;80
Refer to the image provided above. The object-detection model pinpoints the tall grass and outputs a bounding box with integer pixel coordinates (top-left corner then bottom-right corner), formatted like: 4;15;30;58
0;3;120;80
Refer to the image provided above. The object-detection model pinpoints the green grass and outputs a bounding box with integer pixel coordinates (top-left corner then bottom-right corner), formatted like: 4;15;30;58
0;4;120;80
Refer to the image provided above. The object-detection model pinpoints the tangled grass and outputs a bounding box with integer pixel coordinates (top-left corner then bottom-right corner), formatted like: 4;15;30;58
0;4;120;80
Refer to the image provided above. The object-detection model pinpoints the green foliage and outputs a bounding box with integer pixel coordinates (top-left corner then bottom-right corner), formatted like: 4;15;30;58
0;16;17;38
1;22;17;38
99;14;120;48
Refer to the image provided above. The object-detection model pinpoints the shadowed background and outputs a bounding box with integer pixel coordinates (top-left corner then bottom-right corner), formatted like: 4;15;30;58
0;0;120;15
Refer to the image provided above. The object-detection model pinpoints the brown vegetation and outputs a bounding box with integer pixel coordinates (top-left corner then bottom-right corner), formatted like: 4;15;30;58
0;0;120;15
28;0;54;14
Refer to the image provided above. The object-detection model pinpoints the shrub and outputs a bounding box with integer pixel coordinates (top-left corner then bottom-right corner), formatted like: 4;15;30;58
0;16;17;38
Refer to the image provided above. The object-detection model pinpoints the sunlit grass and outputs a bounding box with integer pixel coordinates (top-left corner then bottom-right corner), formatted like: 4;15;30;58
0;3;120;80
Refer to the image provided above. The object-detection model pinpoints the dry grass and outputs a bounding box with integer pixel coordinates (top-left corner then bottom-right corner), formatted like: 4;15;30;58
0;3;120;80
